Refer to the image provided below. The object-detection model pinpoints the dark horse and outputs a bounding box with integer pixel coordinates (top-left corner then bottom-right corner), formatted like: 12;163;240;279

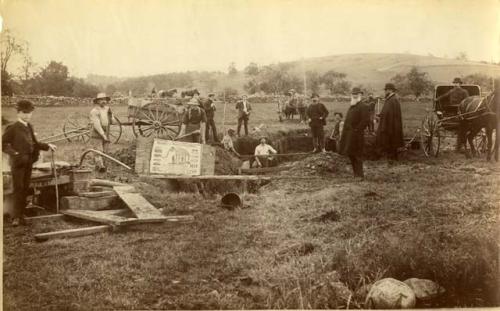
458;91;498;161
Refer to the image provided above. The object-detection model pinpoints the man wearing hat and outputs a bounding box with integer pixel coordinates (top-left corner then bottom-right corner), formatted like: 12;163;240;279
89;92;113;172
339;88;370;178
2;100;57;226
235;94;252;136
203;93;218;142
436;77;469;151
376;83;404;162
306;93;329;153
178;95;207;144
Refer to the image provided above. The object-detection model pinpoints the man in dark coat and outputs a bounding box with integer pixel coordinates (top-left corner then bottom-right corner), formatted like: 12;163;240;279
203;93;218;142
376;83;404;162
339;88;370;178
2;100;57;226
306;93;329;153
235;95;252;136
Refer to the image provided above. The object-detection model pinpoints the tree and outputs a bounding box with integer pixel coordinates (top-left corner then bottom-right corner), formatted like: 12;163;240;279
462;73;494;93
332;80;352;95
1;29;24;73
257;63;301;95
406;67;433;98
306;70;321;94
456;51;468;61
19;43;36;81
228;62;238;76
205;78;218;92
243;79;259;95
320;70;348;95
244;62;259;76
223;87;238;96
38;61;73;96
72;78;99;98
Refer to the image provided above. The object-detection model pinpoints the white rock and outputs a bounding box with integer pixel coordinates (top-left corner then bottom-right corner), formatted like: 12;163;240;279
403;278;445;300
365;278;416;309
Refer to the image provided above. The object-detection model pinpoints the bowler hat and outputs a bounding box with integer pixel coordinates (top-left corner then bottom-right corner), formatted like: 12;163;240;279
93;92;110;104
384;83;397;91
208;93;215;97
452;77;463;84
351;87;364;95
311;93;320;99
16;100;35;112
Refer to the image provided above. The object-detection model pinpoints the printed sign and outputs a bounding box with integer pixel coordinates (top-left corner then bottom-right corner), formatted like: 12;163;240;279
149;139;202;176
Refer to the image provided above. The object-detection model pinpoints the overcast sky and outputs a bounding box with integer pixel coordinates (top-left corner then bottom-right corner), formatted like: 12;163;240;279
1;0;499;78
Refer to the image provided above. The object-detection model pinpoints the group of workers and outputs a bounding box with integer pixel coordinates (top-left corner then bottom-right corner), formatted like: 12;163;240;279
3;77;469;226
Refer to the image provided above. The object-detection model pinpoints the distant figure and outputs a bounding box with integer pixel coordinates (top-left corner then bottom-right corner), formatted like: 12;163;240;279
366;93;377;133
178;96;207;144
297;94;307;124
339;88;370;178
2;100;57;226
158;88;177;98
221;128;240;156
285;90;298;120
181;89;200;98
203;93;218;142
306;93;329;153
235;94;252;136
254;137;277;168
435;77;469;151
326;112;343;152
376;83;404;162
89;92;114;172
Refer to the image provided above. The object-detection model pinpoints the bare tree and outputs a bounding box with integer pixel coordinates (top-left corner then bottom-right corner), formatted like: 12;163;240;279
1;29;24;73
19;43;36;81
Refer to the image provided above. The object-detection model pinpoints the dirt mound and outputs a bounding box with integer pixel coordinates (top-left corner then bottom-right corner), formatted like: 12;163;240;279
282;152;350;177
110;144;137;169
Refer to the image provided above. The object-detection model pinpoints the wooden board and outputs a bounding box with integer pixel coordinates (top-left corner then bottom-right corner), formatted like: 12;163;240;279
113;186;166;220
25;214;65;223
35;225;111;242
62;209;136;226
142;174;271;181
79;190;116;198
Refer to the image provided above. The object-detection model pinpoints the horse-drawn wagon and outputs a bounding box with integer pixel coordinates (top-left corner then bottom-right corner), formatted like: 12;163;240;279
420;84;497;158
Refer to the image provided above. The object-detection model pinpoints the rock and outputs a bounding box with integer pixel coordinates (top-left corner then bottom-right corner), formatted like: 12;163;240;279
403;278;445;300
365;278;416;309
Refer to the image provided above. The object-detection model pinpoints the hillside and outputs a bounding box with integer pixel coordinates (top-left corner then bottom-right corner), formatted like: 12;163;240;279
88;53;500;95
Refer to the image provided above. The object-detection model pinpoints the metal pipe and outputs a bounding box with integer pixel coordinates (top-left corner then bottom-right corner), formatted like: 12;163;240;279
50;150;60;214
44;131;91;144
39;128;88;142
79;149;133;171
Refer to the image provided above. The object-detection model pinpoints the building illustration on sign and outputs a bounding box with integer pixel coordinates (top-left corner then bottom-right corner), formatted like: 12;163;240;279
165;146;190;165
149;139;202;175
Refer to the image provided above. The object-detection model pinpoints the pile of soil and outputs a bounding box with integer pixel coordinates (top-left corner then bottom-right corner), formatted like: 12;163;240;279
282;152;350;177
110;143;137;169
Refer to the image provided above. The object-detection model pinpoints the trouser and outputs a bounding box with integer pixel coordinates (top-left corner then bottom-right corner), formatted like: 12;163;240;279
205;118;218;142
11;155;33;218
368;112;375;132
298;107;306;122
90;137;110;169
348;155;364;177
237;116;249;136
387;148;398;161
310;124;325;150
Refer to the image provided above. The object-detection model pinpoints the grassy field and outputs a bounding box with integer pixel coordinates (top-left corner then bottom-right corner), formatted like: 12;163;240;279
2;100;499;310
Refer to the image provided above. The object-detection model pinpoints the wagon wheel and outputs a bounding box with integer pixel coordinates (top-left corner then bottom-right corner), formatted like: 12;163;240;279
473;129;495;156
63;113;123;144
132;102;181;139
63;113;91;143
420;114;441;157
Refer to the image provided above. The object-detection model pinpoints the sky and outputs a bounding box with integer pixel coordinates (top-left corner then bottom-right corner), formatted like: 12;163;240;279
1;0;499;78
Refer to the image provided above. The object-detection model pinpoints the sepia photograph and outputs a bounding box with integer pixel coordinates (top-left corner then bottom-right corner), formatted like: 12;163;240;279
1;0;499;309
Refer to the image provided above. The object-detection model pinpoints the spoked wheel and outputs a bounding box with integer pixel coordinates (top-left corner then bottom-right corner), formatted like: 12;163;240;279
63;113;123;144
420;114;441;157
473;129;495;157
132;102;181;139
63;113;92;143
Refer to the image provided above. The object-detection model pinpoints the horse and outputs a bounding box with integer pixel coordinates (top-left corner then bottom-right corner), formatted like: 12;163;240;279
181;89;200;98
284;103;297;120
457;92;498;161
158;88;177;98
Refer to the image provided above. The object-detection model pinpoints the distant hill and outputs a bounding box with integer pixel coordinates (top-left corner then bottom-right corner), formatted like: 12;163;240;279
87;53;500;95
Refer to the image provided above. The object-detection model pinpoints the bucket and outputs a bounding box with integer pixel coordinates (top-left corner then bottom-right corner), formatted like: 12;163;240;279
220;192;242;210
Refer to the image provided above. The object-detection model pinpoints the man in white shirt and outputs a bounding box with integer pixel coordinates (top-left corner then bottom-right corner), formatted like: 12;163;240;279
89;92;113;172
254;137;277;168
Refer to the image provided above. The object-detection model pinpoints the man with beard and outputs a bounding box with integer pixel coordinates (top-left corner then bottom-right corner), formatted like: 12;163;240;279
376;83;404;162
339;88;370;178
306;93;329;153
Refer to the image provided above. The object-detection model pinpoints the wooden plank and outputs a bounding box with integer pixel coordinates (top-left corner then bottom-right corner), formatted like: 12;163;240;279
35;225;111;242
24;214;65;223
60;195;120;211
79;190;116;198
89;179;127;187
240;167;288;174
141;174;271;181
113;186;165;219
164;215;194;222
62;209;137;226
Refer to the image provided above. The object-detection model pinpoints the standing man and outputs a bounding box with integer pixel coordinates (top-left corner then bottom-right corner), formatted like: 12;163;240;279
306;93;329;153
435;77;469;151
2;100;57;226
178;96;207;144
203;93;218;142
90;92;113;172
297;93;307;124
376;83;404;162
366;93;377;133
339;88;370;178
236;94;252;136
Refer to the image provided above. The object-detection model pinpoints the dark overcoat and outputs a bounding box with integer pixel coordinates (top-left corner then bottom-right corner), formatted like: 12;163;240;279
339;101;370;156
376;93;404;152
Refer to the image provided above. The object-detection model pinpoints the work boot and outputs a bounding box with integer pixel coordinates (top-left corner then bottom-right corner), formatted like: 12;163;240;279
312;148;318;153
322;148;326;153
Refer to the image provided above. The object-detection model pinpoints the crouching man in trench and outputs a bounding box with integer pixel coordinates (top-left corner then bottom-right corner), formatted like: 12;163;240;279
177;97;207;144
254;137;277;168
